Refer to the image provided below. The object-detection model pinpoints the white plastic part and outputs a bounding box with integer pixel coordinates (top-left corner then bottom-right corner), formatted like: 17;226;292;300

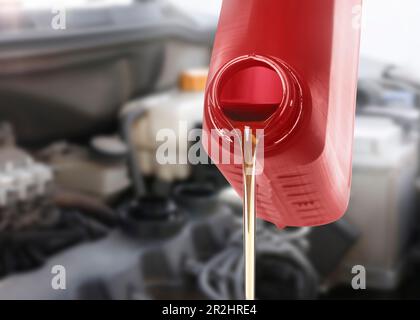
53;156;130;199
128;88;205;182
30;163;54;195
0;173;14;207
353;117;403;166
9;168;34;201
335;116;418;290
1;155;53;206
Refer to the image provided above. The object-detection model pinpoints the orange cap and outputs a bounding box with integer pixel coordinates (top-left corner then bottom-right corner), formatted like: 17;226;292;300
179;68;208;92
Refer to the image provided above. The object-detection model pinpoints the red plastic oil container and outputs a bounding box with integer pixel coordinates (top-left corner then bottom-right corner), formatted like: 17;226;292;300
203;0;362;228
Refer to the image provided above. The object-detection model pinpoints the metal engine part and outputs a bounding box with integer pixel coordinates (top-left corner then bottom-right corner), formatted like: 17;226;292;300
0;124;114;279
0;181;318;300
0;1;216;145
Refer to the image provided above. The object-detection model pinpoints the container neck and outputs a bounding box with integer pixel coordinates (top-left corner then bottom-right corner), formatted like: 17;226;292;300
206;55;305;152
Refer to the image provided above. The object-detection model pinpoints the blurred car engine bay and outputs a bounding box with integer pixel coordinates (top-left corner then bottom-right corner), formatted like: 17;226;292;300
1;0;420;300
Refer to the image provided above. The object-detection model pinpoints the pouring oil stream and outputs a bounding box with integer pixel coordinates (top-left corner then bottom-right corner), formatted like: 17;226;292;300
242;126;258;300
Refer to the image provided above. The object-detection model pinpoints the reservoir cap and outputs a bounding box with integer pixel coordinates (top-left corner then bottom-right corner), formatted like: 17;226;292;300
179;68;208;92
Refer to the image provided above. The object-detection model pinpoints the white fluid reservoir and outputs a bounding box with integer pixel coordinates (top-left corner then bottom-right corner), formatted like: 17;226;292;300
127;68;208;182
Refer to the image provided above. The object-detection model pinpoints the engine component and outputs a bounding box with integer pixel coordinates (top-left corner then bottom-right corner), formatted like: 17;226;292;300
40;141;130;200
192;225;318;300
306;219;360;279
0;127;54;231
333;116;418;290
0;182;319;300
0;1;215;145
119;196;185;240
122;68;208;185
0;126;113;279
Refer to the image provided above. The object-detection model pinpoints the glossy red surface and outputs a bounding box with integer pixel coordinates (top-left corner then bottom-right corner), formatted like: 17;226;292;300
203;0;362;227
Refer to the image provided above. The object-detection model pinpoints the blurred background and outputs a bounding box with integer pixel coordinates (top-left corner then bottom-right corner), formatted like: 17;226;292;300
1;0;420;300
